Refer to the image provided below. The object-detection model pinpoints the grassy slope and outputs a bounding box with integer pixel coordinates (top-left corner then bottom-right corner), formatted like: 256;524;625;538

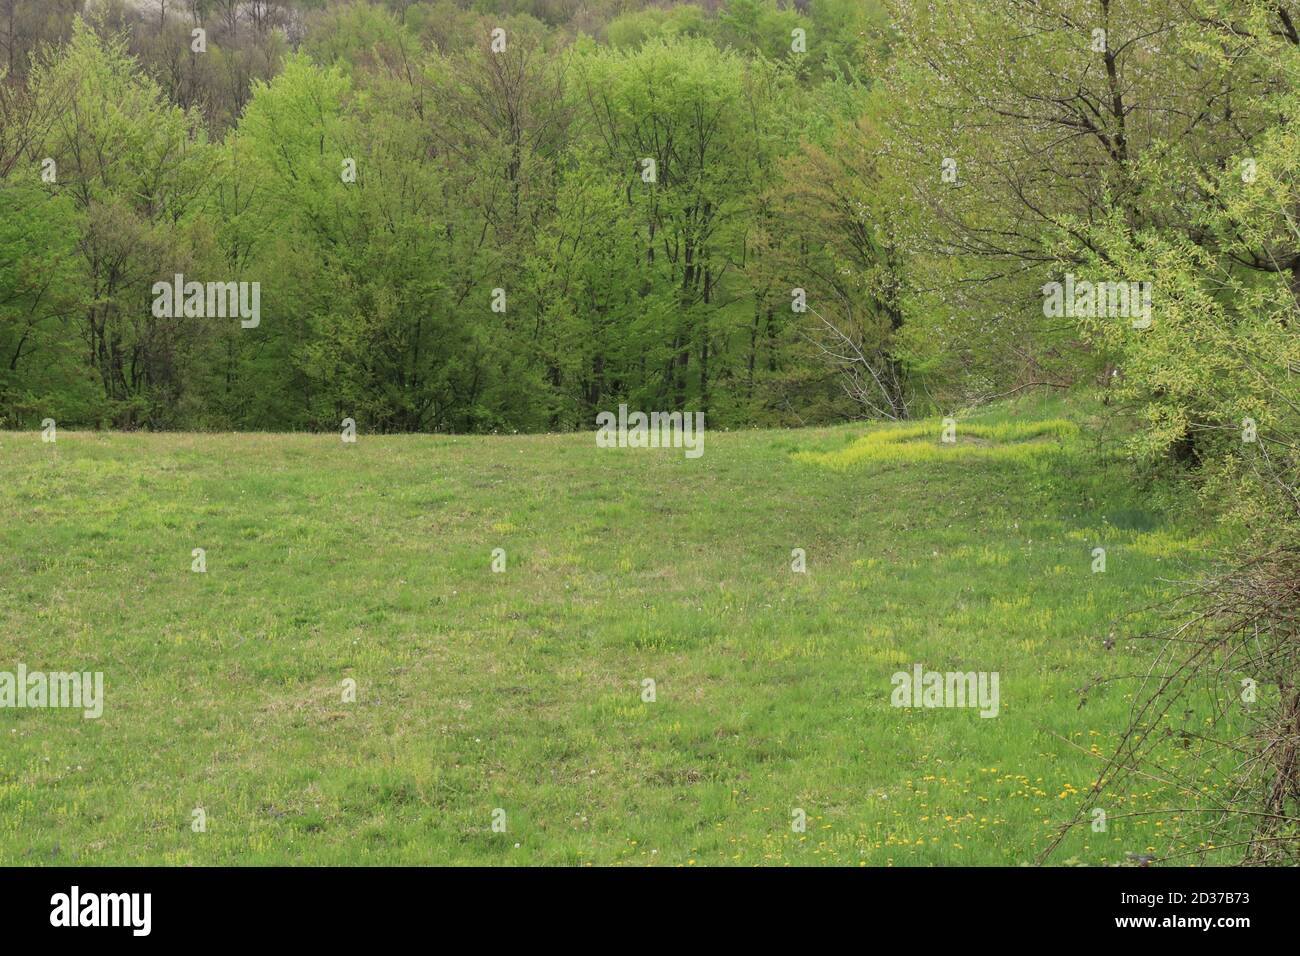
0;397;1229;865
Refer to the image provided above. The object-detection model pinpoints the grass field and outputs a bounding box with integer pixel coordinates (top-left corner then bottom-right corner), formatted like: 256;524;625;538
0;398;1233;865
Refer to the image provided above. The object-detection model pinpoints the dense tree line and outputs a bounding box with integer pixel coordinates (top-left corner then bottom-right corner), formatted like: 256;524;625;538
1;0;895;431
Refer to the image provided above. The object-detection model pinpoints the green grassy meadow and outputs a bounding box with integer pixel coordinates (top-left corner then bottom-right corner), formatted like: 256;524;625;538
0;399;1232;865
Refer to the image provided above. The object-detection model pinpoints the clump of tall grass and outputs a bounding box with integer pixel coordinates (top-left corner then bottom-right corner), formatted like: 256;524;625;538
794;418;1078;470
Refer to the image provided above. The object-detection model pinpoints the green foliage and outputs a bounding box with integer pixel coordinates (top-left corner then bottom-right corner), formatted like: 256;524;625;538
882;0;1300;536
1;9;875;432
15;20;215;428
0;184;89;426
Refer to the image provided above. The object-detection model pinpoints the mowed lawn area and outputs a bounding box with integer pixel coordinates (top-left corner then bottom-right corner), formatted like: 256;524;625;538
0;399;1227;865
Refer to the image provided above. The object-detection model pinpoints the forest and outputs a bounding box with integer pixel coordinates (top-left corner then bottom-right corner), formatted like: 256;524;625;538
3;2;1293;469
1;0;894;433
